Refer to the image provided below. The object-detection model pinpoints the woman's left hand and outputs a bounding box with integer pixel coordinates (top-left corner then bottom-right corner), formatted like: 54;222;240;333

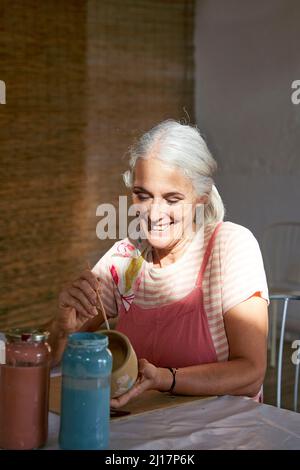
110;358;161;409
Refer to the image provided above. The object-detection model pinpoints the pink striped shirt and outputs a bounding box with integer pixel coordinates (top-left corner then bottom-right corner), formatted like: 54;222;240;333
93;221;269;360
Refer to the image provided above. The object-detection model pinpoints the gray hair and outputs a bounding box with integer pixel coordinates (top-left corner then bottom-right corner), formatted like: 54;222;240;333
123;120;225;225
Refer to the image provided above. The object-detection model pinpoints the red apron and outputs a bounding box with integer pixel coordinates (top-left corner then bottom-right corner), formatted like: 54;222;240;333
116;223;222;368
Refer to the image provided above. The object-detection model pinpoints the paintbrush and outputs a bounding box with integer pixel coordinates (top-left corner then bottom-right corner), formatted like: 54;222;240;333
87;262;110;330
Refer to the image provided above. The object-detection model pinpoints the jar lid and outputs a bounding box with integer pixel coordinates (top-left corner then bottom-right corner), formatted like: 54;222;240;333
68;332;108;348
5;328;49;343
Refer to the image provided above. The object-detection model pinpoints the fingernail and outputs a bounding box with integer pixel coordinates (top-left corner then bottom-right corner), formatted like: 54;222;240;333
94;307;99;315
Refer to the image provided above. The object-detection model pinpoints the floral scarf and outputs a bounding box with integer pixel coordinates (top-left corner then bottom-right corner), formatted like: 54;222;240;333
109;239;148;311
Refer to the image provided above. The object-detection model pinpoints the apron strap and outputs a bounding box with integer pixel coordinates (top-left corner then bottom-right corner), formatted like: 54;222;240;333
196;222;223;287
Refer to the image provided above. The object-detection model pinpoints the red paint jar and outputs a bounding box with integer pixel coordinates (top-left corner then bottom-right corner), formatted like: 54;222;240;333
0;328;51;449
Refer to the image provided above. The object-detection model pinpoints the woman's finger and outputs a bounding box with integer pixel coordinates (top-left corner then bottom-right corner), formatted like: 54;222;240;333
138;358;149;373
72;279;97;307
110;387;138;409
79;269;100;292
69;287;98;316
110;377;150;409
62;292;95;319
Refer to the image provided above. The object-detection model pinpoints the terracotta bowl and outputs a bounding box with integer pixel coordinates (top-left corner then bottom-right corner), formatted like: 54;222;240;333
98;329;138;398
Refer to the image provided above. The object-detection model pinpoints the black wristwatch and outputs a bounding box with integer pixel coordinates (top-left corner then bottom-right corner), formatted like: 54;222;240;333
166;367;178;394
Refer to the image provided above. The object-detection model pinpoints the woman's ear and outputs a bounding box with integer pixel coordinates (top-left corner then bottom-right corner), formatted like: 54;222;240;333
196;195;208;205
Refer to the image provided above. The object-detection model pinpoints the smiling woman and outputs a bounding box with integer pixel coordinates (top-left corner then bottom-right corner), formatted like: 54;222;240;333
131;159;201;256
49;120;269;409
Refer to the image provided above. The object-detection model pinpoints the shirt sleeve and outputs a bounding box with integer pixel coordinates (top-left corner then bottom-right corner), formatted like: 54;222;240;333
92;251;119;318
221;225;269;315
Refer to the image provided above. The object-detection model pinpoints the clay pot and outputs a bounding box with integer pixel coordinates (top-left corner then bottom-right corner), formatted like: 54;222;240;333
98;330;138;398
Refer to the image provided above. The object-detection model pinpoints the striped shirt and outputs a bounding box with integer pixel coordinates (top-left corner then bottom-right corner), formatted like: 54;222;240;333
93;221;269;361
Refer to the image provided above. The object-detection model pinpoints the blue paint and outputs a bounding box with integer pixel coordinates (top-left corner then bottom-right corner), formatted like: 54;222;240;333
59;333;112;450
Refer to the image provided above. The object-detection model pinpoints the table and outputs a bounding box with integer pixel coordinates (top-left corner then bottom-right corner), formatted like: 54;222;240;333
46;395;300;450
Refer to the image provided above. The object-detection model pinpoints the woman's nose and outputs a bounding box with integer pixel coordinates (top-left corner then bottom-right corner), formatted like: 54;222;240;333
149;201;164;223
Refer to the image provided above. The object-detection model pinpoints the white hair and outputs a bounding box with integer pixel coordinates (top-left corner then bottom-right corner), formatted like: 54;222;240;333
123;120;225;225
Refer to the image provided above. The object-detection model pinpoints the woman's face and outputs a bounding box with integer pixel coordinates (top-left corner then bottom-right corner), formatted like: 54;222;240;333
132;157;203;251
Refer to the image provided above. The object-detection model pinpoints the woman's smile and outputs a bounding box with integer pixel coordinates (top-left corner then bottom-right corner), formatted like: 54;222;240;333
148;220;174;232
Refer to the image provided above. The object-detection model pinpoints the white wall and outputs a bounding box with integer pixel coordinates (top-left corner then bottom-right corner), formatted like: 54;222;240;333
195;0;300;242
195;0;300;332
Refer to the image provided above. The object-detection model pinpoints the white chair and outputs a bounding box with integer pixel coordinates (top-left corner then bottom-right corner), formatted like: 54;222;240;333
262;222;300;368
269;294;300;411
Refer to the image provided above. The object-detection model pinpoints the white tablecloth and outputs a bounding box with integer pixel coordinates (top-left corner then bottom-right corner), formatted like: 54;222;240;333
46;395;300;450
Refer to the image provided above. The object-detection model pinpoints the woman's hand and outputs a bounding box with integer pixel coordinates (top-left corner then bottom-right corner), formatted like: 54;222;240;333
110;359;169;409
56;269;102;335
48;269;105;366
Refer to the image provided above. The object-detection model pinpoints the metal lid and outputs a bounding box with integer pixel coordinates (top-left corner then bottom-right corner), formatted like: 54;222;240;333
5;328;49;343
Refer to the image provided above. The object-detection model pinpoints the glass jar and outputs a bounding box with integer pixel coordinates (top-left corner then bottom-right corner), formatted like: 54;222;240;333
59;332;112;450
0;328;51;450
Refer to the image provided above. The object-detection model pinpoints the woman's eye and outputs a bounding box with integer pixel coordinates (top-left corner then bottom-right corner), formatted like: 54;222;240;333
166;199;180;205
136;194;150;201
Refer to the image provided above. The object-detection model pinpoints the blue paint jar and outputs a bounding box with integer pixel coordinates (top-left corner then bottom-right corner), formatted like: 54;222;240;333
59;332;112;450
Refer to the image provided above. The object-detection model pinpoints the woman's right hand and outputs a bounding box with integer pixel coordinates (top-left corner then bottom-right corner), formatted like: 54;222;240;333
56;269;102;335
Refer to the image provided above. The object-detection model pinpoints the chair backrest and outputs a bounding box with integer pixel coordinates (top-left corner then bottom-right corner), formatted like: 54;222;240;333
262;222;300;289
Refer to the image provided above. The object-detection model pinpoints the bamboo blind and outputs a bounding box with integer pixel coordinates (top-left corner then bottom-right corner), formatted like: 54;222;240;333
0;0;194;330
